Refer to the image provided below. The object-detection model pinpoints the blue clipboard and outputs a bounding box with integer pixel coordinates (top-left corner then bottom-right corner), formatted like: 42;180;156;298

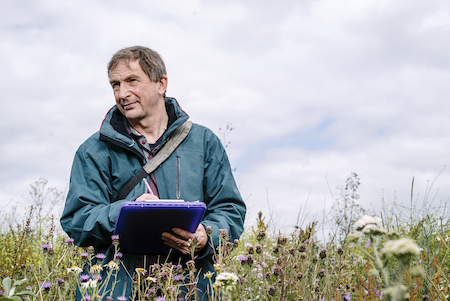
113;200;206;254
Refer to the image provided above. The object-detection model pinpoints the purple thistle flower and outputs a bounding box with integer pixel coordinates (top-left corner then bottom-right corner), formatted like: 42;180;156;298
81;252;89;260
95;253;106;260
80;274;90;282
65;238;74;245
115;252;123;259
117;296;127;301
57;278;64;286
41;281;52;291
41;243;51;251
155;297;165;301
343;292;352;301
84;295;91;301
106;297;113;301
173;275;185;282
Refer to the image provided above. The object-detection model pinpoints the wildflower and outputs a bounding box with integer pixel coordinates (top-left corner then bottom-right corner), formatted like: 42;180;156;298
233;239;239;248
205;225;213;235
155;297;165;301
106;261;119;270
381;238;421;264
173;275;185;283
186;260;195;271
111;234;120;245
204;271;214;279
277;235;287;245
365;241;371;249
354;215;382;231
297;272;303;280
90;264;103;274
312;255;318;263
237;254;247;265
245;243;254;254
106;297;113;301
387;230;400;240
410;265;425;278
57;278;64;286
362;224;387;236
267;285;276;296
117;296;128;301
319;248;327;259
256;230;266;241
65;238;74;245
318;269;326;278
343;292;351;300
95;253;106;263
423;295;429;301
272;265;281;276
83;295;91;301
346;233;361;243
246;254;254;265
299;243;307;252
214;272;239;291
81;252;89;260
219;229;228;240
272;244;279;254
115;252;123;260
81;279;98;289
80;274;91;282
41;281;52;292
337;246;344;255
88;246;95;254
300;252;307;260
41;243;51;252
67;266;83;275
383;285;409;300
255;244;262;253
135;267;146;275
368;268;379;277
158;272;168;281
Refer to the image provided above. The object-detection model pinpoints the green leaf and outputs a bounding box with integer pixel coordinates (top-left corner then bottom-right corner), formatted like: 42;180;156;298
12;278;27;287
14;291;36;297
0;297;20;301
2;278;11;295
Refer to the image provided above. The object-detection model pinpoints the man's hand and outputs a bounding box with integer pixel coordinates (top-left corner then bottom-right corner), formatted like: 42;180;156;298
161;224;208;255
135;193;159;202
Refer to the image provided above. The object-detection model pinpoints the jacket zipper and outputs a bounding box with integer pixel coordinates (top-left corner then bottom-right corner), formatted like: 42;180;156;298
176;156;181;199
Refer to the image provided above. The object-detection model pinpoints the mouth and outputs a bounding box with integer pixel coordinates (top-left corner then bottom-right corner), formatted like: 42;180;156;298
122;102;137;110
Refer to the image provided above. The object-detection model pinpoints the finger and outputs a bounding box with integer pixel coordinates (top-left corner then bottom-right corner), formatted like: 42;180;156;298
161;238;187;254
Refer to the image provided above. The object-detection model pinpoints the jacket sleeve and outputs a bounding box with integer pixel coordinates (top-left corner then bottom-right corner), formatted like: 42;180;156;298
199;131;246;246
60;142;128;249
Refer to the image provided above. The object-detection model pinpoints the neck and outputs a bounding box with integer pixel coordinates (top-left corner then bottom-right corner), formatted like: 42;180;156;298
129;110;169;144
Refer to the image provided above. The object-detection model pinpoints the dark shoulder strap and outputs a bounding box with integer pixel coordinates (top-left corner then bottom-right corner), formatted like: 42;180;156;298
114;120;192;201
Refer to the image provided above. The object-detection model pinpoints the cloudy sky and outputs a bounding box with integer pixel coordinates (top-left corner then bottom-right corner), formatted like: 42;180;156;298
1;0;450;235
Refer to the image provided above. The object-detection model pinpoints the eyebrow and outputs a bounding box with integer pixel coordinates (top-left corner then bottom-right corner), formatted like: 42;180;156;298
109;74;139;85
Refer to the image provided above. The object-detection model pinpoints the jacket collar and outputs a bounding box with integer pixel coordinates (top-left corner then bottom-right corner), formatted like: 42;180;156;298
98;97;189;151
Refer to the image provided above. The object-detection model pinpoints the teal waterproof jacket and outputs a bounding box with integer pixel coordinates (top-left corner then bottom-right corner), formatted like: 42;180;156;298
60;97;246;300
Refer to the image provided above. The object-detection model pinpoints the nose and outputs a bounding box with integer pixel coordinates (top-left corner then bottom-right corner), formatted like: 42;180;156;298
117;83;131;101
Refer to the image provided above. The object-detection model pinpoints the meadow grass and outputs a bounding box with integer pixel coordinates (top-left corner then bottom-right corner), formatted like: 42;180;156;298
1;177;449;301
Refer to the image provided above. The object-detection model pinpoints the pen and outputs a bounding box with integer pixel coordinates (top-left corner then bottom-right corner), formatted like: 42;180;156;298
143;178;154;195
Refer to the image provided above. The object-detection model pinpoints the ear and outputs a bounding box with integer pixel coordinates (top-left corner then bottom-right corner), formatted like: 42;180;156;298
158;76;168;95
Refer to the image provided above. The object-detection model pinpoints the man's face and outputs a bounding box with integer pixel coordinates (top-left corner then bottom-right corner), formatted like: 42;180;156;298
109;59;167;123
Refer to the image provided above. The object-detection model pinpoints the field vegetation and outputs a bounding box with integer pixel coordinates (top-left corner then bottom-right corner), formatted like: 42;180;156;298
0;176;449;301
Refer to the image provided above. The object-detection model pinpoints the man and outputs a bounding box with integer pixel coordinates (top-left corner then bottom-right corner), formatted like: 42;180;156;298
60;46;246;300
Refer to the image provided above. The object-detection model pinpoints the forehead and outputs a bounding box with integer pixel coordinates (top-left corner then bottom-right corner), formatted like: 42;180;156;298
109;59;146;79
